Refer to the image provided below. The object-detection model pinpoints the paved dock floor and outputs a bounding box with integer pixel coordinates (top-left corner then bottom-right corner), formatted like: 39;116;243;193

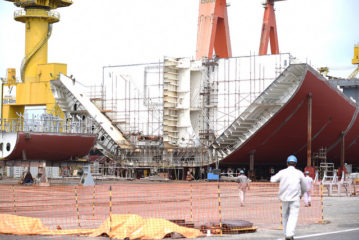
0;196;358;240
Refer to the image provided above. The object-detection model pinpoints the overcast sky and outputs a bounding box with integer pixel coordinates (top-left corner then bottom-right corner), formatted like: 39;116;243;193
0;0;358;85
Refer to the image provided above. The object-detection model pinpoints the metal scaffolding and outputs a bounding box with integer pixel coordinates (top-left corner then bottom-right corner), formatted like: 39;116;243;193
80;54;291;168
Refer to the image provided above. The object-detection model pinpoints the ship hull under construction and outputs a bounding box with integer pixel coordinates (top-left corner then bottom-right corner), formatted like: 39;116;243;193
218;64;359;167
50;59;359;170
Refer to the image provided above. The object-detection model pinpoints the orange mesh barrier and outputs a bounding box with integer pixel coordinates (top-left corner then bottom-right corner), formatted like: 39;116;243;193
0;181;327;238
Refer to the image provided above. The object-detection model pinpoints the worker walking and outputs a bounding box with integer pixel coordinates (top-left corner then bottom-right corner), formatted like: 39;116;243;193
237;170;250;207
270;155;307;240
303;171;313;207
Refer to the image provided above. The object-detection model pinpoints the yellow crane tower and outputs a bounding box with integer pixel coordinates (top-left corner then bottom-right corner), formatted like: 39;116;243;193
2;0;72;121
348;44;359;79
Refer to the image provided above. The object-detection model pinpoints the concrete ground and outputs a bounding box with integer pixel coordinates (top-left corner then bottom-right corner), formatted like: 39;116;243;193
0;196;358;240
212;196;359;239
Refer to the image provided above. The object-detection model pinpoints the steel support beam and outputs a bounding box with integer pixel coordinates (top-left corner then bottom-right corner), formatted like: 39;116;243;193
340;132;345;167
249;151;255;178
307;93;312;167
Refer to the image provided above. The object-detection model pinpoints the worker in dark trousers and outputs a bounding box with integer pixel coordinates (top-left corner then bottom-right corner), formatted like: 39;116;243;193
270;155;307;240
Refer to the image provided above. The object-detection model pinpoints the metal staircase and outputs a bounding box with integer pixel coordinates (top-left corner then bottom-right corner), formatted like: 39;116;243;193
50;74;133;161
212;64;307;160
163;58;180;147
51;74;208;168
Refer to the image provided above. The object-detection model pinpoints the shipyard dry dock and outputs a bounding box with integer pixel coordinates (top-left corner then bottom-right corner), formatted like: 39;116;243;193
1;0;358;180
1;0;359;239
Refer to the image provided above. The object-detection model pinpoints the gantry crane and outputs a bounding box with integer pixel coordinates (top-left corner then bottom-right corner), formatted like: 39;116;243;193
196;0;232;60
196;0;285;60
259;0;285;55
348;44;359;79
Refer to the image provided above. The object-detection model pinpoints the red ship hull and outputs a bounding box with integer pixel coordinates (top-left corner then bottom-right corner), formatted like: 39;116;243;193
1;132;96;162
221;66;359;167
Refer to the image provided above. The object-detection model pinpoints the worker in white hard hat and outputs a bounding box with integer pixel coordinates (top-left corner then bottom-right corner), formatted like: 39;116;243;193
303;171;313;207
270;155;307;240
237;169;250;207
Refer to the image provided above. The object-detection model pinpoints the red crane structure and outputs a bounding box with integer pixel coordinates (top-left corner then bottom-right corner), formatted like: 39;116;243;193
196;0;232;60
259;0;285;55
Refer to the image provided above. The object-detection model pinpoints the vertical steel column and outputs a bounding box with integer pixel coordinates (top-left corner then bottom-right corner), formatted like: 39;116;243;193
249;151;255;178
307;93;312;167
215;151;219;169
340;132;345;167
102;66;105;110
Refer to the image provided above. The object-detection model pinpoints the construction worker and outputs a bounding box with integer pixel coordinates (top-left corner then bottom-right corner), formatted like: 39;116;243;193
270;155;307;240
186;170;194;181
303;171;313;207
237;170;250;207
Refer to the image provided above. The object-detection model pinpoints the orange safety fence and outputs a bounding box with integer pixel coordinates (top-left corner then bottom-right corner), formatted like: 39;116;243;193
0;181;330;239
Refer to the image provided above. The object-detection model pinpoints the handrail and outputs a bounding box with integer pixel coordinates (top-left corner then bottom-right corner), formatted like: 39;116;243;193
14;9;26;17
48;10;60;19
0;77;22;84
14;9;60;20
0;115;95;134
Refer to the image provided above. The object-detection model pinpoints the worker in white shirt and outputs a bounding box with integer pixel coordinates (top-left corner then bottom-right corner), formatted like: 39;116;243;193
237;170;250;207
270;155;307;240
303;171;313;207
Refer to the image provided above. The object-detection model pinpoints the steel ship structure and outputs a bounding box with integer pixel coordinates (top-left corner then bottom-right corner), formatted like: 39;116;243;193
1;0;358;180
48;58;359;172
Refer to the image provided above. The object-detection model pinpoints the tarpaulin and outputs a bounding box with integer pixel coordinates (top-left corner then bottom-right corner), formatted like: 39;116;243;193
0;214;49;235
90;214;204;239
0;214;93;236
0;214;204;239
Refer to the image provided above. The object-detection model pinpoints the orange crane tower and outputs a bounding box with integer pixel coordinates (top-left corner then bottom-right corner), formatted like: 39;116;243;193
259;0;285;55
196;0;231;60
